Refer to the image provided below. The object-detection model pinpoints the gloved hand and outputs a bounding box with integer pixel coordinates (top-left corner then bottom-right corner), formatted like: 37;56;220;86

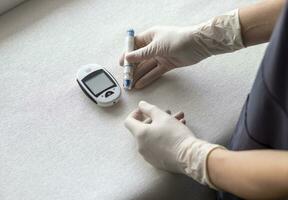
119;9;244;89
124;101;225;189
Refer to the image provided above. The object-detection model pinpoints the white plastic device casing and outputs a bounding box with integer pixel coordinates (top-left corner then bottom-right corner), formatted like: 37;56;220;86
76;64;121;107
123;29;135;90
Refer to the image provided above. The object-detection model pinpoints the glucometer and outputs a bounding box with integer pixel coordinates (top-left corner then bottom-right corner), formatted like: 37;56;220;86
76;64;121;107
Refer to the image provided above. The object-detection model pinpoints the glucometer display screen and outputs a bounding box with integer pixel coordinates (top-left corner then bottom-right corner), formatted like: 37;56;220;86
84;71;114;96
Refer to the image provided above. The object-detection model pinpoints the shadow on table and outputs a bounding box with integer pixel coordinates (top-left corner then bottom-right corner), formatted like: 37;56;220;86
126;174;216;200
0;0;76;43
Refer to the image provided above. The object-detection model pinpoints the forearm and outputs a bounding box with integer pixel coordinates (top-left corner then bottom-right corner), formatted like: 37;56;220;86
207;149;288;199
239;0;285;46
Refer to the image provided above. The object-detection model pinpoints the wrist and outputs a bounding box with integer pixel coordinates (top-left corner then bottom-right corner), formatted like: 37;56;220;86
206;148;231;191
192;9;245;56
176;137;226;189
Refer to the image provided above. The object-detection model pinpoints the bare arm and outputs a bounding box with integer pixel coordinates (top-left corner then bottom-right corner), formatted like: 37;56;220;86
239;0;285;46
206;2;288;199
208;149;288;199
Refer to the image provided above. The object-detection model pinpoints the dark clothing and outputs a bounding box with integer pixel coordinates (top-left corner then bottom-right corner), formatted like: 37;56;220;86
218;3;288;200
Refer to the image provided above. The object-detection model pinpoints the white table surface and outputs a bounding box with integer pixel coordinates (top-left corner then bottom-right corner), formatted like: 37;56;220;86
0;0;265;199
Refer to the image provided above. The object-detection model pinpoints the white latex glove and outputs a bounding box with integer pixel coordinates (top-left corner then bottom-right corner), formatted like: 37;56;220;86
119;9;244;89
124;101;225;189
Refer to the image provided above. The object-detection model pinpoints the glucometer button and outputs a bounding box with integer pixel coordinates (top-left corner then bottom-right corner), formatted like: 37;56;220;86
105;91;114;97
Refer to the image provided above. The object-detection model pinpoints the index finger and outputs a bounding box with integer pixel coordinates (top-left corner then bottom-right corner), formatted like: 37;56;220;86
138;101;167;120
119;29;155;66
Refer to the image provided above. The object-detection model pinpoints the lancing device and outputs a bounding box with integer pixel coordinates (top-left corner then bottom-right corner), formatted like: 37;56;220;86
123;29;135;90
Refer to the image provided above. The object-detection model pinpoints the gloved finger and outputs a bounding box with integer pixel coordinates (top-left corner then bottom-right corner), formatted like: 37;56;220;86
134;58;158;83
143;118;152;124
132;108;149;122
143;109;171;124
124;109;147;136
138;101;167;119
119;53;141;67
120;28;155;66
133;28;155;49
173;111;184;120
119;52;125;66
135;65;166;89
180;119;186;124
125;41;157;64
